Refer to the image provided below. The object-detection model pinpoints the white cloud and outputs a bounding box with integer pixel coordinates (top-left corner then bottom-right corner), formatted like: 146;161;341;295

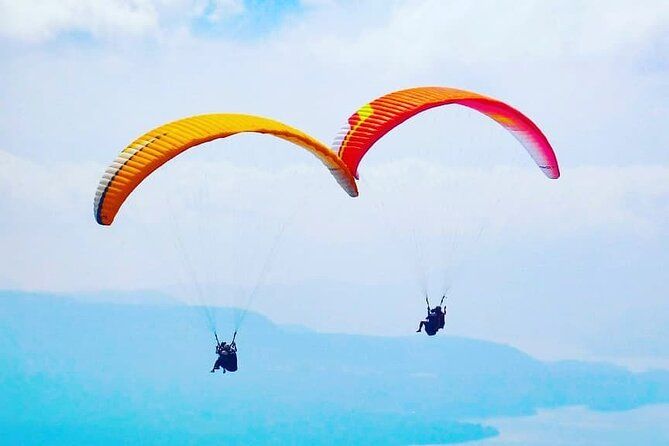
282;0;669;73
2;148;667;364
197;0;245;23
359;162;669;238
2;148;666;290
4;0;668;56
0;0;165;42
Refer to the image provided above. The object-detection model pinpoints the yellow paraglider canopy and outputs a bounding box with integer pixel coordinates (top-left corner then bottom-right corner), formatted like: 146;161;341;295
94;113;358;225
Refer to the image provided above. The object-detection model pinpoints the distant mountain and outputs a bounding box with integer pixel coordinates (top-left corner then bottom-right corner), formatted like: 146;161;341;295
1;290;668;445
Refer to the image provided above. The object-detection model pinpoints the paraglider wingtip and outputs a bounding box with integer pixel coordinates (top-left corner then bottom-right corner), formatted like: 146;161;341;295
540;165;560;179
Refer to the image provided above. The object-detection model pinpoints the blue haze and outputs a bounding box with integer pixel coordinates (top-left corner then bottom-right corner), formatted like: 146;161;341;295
1;291;668;445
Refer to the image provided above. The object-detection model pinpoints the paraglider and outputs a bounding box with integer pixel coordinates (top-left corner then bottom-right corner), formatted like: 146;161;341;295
330;86;561;334
93;113;359;373
416;295;446;336
211;332;238;373
332;86;560;180
94;113;358;226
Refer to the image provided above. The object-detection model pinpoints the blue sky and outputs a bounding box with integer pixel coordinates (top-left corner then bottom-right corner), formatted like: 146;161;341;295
191;0;302;39
0;1;668;367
